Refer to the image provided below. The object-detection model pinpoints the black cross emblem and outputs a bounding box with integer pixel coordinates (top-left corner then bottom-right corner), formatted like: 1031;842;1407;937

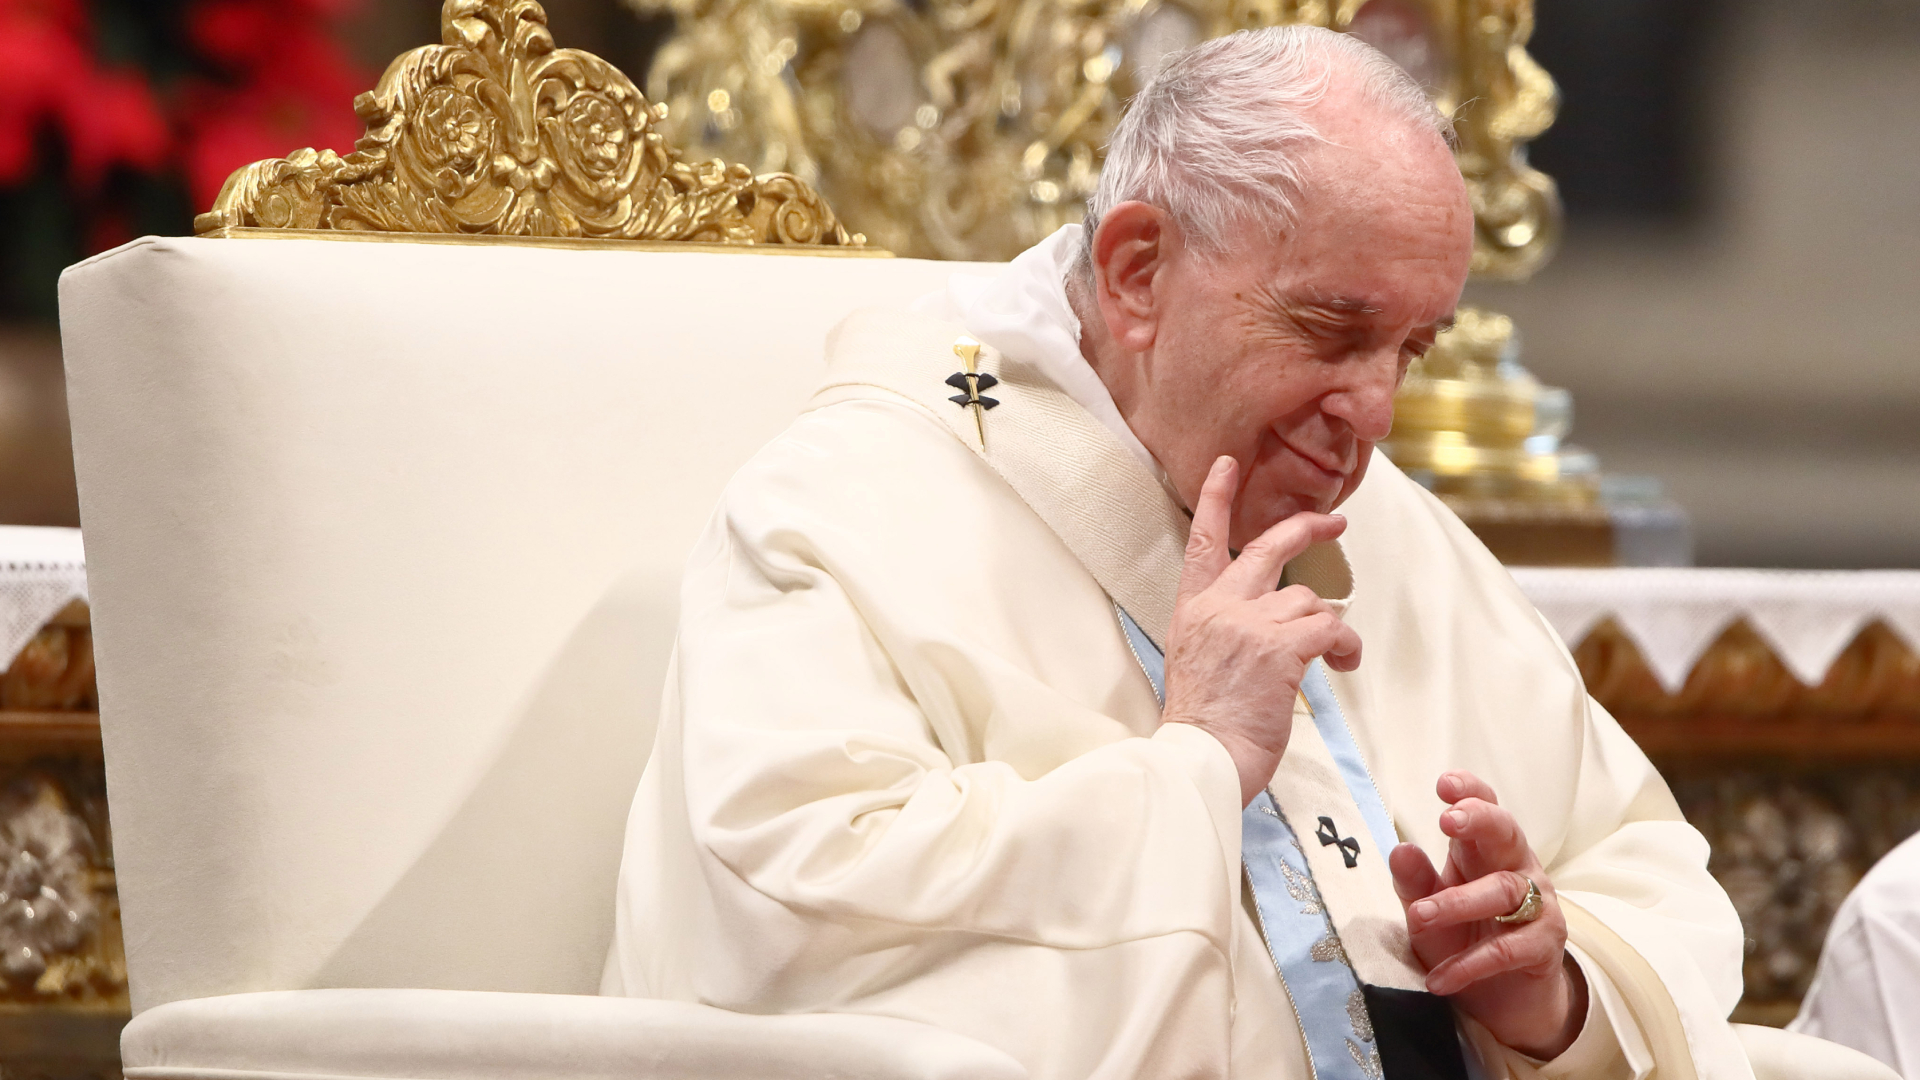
1316;816;1361;868
948;338;999;448
945;369;1001;411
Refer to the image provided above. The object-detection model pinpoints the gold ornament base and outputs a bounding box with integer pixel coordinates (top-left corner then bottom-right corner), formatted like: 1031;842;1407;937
1441;498;1614;567
1383;307;1626;565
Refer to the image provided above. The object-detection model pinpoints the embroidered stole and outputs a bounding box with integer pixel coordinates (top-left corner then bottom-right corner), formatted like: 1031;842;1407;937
809;310;1469;1080
1122;609;1466;1080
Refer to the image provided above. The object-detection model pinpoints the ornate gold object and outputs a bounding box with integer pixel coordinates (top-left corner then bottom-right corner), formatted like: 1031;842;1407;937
1442;0;1560;280
1382;308;1588;502
0;600;127;1070
194;0;862;248
1566;616;1920;1020
0;602;94;713
1576;619;1920;734
635;0;1586;555
1380;306;1605;561
633;0;1559;269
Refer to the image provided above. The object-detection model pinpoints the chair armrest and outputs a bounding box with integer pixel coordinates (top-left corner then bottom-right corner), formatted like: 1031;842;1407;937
1733;1023;1899;1080
123;990;1028;1080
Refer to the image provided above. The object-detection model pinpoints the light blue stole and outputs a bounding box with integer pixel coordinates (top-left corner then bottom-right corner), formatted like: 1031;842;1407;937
1119;606;1397;1080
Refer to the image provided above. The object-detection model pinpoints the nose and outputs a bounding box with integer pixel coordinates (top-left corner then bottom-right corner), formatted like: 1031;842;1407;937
1321;355;1400;443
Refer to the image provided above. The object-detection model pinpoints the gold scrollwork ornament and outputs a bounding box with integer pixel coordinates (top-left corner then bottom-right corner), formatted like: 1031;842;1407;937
195;0;861;247
630;0;1558;271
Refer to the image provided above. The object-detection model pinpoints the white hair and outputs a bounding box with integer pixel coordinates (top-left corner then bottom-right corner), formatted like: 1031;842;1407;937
1079;25;1451;272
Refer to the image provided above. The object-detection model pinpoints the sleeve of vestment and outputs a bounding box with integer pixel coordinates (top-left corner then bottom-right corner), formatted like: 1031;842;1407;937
1333;460;1752;1079
1545;681;1748;1074
671;401;1247;955
1467;945;1643;1080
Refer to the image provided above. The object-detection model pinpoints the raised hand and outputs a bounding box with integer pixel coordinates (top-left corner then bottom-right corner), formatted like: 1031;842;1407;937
1162;456;1363;806
1388;771;1587;1060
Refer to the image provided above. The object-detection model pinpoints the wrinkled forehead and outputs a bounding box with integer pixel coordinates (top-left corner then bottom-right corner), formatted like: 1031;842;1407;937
1200;205;1468;329
1292;288;1460;333
1276;158;1472;313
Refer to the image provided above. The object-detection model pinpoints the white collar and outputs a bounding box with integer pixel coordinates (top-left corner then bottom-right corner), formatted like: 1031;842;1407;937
908;227;1353;600
911;225;1170;490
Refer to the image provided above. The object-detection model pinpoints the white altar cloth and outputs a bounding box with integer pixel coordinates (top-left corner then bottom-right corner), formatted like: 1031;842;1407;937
0;526;87;673
8;528;1912;698
1511;568;1920;693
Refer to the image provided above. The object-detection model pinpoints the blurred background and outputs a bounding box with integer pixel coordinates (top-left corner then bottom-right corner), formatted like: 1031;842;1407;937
0;0;1915;566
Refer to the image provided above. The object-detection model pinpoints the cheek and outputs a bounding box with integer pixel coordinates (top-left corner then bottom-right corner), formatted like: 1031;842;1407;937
1149;323;1251;438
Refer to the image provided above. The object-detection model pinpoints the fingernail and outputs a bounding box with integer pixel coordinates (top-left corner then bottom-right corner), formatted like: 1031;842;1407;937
1412;900;1437;924
1444;809;1466;829
1212;456;1232;475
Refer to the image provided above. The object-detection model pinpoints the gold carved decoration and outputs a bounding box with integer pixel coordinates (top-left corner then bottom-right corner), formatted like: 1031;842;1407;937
0;599;127;1070
1381;307;1607;561
1578;619;1920;739
1382;307;1586;500
1;604;94;714
194;0;862;248
630;0;1557;270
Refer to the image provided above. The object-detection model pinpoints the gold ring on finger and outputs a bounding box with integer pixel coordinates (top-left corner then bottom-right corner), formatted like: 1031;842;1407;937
1493;876;1544;924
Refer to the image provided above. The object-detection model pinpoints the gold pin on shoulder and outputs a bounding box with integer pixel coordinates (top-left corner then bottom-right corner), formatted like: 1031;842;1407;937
945;336;1000;449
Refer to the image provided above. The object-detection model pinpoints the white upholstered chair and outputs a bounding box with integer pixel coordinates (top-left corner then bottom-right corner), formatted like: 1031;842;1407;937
59;234;1895;1080
58;234;1026;1079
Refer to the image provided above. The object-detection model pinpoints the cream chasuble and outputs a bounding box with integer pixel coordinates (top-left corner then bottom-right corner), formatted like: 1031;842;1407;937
605;255;1754;1080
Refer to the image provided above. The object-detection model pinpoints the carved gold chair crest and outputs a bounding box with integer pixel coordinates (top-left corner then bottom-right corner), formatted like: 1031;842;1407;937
194;0;863;249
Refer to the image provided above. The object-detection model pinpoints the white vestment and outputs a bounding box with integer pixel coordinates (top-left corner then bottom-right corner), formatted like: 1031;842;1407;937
604;232;1751;1080
1791;832;1920;1077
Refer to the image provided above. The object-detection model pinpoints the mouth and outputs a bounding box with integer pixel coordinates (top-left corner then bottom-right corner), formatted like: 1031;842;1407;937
1277;436;1351;484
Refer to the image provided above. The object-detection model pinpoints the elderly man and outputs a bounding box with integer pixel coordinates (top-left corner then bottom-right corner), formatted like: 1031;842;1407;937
606;26;1751;1080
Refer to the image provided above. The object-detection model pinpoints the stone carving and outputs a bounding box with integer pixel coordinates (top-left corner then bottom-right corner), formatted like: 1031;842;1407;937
0;779;98;990
1;623;95;713
1668;766;1920;1020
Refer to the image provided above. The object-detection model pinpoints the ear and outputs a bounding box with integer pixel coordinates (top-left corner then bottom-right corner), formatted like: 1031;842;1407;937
1091;202;1174;354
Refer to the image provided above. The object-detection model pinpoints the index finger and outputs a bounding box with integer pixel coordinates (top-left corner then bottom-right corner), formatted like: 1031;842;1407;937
1177;456;1237;604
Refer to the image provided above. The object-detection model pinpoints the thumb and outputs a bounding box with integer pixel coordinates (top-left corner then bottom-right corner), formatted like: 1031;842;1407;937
1390;842;1442;907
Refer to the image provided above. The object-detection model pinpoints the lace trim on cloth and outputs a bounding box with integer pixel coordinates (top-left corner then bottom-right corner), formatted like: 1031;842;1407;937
0;528;88;672
1511;568;1920;693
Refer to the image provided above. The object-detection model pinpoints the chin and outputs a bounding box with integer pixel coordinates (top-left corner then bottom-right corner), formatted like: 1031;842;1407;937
1228;463;1366;549
1230;491;1324;549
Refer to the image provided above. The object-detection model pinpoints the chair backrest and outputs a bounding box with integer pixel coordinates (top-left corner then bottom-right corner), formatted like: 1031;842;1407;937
59;236;982;1013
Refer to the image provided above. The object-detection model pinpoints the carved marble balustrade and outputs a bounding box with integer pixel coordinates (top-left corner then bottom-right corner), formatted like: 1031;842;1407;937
0;528;123;1077
1515;568;1920;1026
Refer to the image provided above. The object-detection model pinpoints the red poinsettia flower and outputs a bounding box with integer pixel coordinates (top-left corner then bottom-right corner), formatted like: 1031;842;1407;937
178;0;368;209
0;0;169;188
